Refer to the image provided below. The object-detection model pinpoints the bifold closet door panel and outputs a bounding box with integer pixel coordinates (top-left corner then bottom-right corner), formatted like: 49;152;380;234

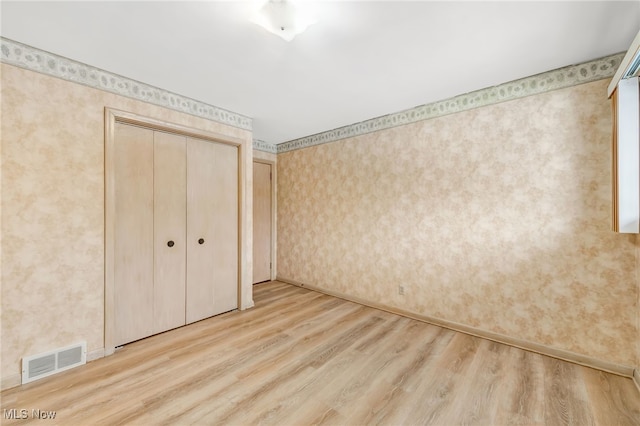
210;141;238;314
153;131;187;333
113;123;154;346
186;138;239;323
185;138;216;323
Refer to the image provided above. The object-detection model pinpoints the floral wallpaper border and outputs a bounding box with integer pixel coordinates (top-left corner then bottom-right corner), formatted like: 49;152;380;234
277;53;624;153
252;139;278;154
1;37;623;155
0;37;252;131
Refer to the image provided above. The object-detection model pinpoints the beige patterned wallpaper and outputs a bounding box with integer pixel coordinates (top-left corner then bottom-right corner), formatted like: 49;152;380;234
1;63;253;388
277;79;639;368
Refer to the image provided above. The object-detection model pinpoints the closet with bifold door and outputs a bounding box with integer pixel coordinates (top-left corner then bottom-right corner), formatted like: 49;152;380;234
113;121;238;347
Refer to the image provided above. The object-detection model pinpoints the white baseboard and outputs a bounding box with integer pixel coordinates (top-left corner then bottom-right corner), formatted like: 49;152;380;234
277;276;635;378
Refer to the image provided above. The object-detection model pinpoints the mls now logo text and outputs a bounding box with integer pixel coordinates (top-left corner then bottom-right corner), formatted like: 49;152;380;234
3;409;57;420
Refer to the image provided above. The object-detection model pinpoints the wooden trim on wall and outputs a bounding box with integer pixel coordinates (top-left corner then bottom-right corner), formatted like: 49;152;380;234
253;158;277;281
238;139;248;310
105;109;246;147
277;276;636;379
240;134;254;311
104;108;117;356
612;89;619;232
87;348;105;363
104;107;250;356
608;29;640;97
1;374;22;391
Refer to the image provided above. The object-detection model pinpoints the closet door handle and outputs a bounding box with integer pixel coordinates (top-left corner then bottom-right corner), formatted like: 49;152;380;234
167;240;175;248
198;238;205;245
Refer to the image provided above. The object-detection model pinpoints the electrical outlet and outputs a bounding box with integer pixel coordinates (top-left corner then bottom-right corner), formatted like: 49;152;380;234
398;285;405;296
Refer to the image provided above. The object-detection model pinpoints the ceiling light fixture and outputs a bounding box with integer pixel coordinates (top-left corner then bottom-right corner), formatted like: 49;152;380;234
250;0;316;42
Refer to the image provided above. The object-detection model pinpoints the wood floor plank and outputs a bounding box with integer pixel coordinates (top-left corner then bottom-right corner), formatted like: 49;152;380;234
253;317;408;425
213;312;385;424
543;355;597;426
581;366;640;426
2;281;639;425
394;332;482;425
435;339;507;425
333;322;444;424
492;347;546;425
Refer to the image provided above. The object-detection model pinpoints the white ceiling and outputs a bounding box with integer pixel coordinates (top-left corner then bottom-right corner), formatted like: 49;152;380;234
2;1;639;144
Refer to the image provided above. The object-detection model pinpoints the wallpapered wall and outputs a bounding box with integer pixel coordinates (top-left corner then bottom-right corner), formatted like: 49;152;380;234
277;78;639;368
1;63;253;388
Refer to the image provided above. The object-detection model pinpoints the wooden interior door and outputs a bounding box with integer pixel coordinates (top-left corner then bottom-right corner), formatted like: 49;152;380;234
113;123;154;346
253;161;272;284
186;138;238;323
153;131;187;333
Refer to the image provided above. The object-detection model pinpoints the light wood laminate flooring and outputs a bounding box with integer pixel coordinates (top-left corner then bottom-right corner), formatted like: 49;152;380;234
2;281;639;425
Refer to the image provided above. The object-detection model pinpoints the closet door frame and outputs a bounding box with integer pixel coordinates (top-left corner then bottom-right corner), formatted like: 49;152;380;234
104;108;248;356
